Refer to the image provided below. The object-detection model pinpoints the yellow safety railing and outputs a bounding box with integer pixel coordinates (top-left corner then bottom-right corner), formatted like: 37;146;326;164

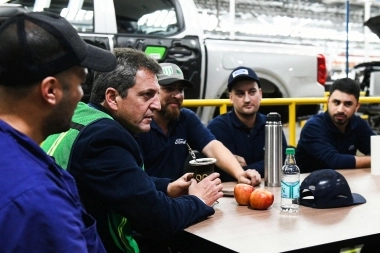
183;97;380;146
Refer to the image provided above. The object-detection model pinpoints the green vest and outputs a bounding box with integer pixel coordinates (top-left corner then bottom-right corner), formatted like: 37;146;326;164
41;102;139;253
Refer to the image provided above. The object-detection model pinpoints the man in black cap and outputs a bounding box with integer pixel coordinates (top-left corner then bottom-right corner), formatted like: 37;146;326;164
136;63;262;186
0;12;116;252
208;66;287;181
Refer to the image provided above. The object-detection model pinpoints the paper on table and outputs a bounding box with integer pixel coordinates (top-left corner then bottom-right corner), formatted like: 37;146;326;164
371;135;380;175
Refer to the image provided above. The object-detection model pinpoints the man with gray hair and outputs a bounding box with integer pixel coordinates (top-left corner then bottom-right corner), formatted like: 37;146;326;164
42;48;223;253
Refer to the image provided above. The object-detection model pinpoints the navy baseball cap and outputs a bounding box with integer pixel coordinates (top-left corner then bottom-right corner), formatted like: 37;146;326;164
227;66;261;91
300;169;366;209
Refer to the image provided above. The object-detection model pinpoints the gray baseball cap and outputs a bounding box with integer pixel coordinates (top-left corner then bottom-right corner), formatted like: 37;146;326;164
157;63;193;88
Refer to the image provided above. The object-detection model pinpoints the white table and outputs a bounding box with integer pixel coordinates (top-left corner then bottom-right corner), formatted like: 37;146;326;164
184;169;380;253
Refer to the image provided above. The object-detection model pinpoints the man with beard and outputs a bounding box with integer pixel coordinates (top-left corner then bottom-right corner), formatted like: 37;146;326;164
207;66;288;181
295;78;376;173
136;63;261;185
0;12;117;252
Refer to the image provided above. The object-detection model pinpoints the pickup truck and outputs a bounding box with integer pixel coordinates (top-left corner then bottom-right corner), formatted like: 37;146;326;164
1;0;327;123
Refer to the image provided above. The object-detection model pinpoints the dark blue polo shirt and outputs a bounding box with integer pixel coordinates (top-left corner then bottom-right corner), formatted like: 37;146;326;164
207;110;288;181
136;108;215;179
295;111;376;173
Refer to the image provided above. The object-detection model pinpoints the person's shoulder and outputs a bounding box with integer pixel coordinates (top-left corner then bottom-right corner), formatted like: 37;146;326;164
0;180;79;227
352;114;369;124
87;117;119;127
303;112;325;127
180;108;203;123
258;112;266;119
256;112;267;124
208;111;231;126
0;165;63;209
180;108;198;117
352;114;374;130
84;118;126;133
0;135;50;178
79;118;135;144
308;112;324;120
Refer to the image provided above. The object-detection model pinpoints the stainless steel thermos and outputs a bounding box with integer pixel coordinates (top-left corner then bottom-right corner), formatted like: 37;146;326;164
264;112;282;187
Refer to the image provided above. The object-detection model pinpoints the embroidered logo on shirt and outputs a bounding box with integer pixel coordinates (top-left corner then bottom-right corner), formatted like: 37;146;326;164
348;145;355;151
175;139;187;144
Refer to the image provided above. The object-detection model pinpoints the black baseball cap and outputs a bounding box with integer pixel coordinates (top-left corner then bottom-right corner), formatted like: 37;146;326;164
227;66;261;91
300;169;366;209
157;63;193;88
0;11;117;86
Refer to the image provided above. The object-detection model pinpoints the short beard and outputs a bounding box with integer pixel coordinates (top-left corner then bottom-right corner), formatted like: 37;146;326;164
331;112;349;126
333;117;348;126
160;105;180;121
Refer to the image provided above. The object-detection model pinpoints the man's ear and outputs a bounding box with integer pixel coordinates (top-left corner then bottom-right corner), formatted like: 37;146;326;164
356;101;361;112
104;88;119;111
40;77;62;106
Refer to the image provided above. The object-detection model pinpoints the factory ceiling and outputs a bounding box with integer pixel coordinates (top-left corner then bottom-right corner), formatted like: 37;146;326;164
193;0;380;49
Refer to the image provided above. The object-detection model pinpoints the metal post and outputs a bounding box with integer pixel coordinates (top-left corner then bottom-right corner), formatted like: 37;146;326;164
288;102;297;147
364;1;372;63
229;0;235;40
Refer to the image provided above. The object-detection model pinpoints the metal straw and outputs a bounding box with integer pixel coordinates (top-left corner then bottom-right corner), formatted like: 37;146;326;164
186;143;197;161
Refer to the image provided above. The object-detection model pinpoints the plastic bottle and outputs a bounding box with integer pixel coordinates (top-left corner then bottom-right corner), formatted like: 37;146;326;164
280;147;300;212
264;112;282;187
